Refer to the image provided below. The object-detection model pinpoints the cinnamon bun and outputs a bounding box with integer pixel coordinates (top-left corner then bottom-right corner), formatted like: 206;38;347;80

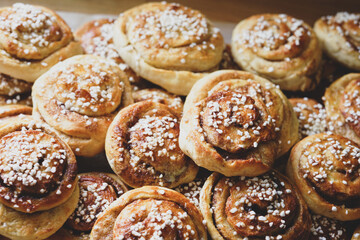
287;133;360;221
75;18;140;87
289;98;327;139
0;3;82;83
0;116;79;240
231;14;322;91
105;100;198;188
113;2;224;95
180;70;298;177
32;54;133;157
64;172;128;239
200;171;310;239
314;12;360;71
90;186;207;240
325;73;360;145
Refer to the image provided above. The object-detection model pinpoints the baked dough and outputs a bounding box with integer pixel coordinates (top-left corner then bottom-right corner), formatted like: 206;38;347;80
106;100;198;188
232;14;322;91
325;73;360;145
113;2;224;95
287;133;360;221
32;54;133;157
314;12;360;71
180;70;299;176
0;3;82;82
200;171;310;239
0;116;78;213
90;186;207;240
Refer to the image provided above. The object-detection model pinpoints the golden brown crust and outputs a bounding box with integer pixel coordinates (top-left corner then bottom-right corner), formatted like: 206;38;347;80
0;3;82;83
90;186;207;240
325;73;360;145
309;214;348;240
231;14;322;91
0;104;32;123
179;70;299;177
200;171;310;239
113;2;224;95
32;54;133;157
74;18;140;86
0;116;78;213
314;12;360;71
289;98;327;139
0;184;79;240
132;88;183;117
106;100;198;188
66;172;128;234
287;133;360;221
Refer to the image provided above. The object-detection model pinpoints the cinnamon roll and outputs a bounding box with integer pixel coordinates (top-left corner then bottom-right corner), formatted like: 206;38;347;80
200;171;310;240
179;70;298;177
287;133;360;221
32;54;133;157
0;3;82;83
90;186;207;240
314;12;360;71
105;100;198;188
0;116;79;240
231;14;322;91
325;73;360;145
64;172;128;239
113;2;224;95
289;98;327;139
132;88;183;117
0;73;32;106
310;214;348;240
75;18;140;87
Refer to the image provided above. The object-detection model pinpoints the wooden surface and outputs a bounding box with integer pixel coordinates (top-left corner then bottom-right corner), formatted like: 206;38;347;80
1;0;359;24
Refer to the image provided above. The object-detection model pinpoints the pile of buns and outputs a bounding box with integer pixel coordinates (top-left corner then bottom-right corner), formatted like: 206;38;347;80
0;2;359;240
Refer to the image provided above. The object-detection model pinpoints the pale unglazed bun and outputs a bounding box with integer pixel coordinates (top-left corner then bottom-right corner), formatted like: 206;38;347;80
232;14;322;91
179;70;299;177
32;54;133;157
0;3;82;83
314;12;360;71
113;2;224;95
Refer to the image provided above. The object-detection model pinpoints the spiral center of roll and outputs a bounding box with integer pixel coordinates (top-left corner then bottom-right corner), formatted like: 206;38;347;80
201;89;277;153
221;175;297;237
54;63;123;117
0;3;64;59
0;130;66;196
340;79;360;136
240;14;310;60
130;3;209;48
113;199;200;239
67;175;122;232
128;109;186;175
301;135;360;203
